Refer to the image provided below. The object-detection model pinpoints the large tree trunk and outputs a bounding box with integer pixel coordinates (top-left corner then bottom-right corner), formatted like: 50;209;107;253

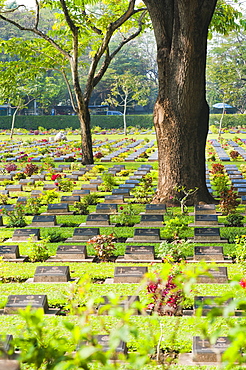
143;0;217;204
77;104;94;164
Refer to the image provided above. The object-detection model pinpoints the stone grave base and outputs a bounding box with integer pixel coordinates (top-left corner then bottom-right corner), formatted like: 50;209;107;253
182;309;243;317
79;223;114;227
186;257;232;264
189;212;222;216
115;257;162;263
46;256;94;263
188;238;228;243
0;359;20;370
1;256;28;263
0;308;60;315
25;277;77;283
104;278;142;284
178;353;221;366
125;238;162;243
41;212;74;216
188;223;224;227
133;223;164;228
30;223;62;227
6;238;39;243
64;238;93;243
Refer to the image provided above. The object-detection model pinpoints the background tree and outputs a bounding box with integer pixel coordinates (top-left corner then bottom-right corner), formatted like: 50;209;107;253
0;0;148;163
206;29;246;113
142;0;244;204
104;72;150;135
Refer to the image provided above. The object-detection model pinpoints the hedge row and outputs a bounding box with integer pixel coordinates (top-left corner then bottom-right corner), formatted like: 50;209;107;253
0;114;244;130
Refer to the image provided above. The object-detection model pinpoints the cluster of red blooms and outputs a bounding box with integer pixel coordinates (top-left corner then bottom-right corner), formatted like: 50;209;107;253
51;174;62;181
147;274;182;316
239;279;246;289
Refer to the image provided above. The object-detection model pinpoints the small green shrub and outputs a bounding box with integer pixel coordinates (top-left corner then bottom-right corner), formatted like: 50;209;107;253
225;213;244;227
26;236;50;262
1;204;27;227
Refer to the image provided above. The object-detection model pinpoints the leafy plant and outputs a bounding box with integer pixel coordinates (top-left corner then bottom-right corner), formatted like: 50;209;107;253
82;193;99;205
219;186;240;215
147;265;183;316
40;189;59;205
210;163;225;175
24;163;39;176
101;173;116;191
229;150;240;159
58;177;75;192
25;197;42;215
211;173;229;196
157;239;191;262
1;203;27;227
87;233;116;261
26;235;50;262
225;213;244;227
164;217;189;239
4;163;17;173
73;201;89;215
0;193;9;205
130;175;155;204
45;230;64;243
111;204;138;226
173;186;198;214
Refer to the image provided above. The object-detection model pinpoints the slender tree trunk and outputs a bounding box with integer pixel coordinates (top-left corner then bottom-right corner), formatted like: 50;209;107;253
77;104;93;164
143;0;217;204
123;93;128;135
10;107;18;140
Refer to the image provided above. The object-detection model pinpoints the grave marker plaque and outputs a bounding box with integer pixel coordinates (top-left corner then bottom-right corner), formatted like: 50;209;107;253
72;228;99;240
96;204;117;214
133;228;160;241
139;214;164;226
47;203;69;213
194;215;218;225
104;195;124;204
114;266;148;283
0;334;13;358
194;228;221;240
194;204;216;215
31;215;57;227
124;245;155;260
56;245;87;259
0;245;20;259
86;214;110;226
12;228;40;241
193;336;230;362
61;196;80;204
95;335;127;355
194;296;232;316
197;267;228;283
4;295;49;314
145;204;166;214
33;266;70;282
194;246;224;261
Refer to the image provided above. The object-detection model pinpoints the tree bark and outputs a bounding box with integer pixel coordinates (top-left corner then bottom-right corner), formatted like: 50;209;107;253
143;0;217;204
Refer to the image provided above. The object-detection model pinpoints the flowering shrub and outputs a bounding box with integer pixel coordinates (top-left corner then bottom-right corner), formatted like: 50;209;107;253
87;233;116;261
111;204;138;226
1;204;27;227
147;267;183;316
4;163;17;173
210;163;225;175
24;163;39;176
219;187;239;215
230;150;240;160
94;152;104;159
51;173;62;181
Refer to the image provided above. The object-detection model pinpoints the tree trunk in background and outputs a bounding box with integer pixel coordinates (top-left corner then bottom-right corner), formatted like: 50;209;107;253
143;0;217;204
78;104;93;164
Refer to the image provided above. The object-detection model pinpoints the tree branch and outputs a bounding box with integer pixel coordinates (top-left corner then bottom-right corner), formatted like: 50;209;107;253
59;0;78;35
61;69;77;113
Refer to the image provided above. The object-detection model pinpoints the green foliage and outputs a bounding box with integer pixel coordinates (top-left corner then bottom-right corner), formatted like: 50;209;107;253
1;203;27;227
45;230;64;243
26;236;50;262
157;239;191;262
163;217;189;239
225;213;244;227
219;187;240;215
130;175;155;204
58;177;75;192
40;189;59;205
101;173;116;191
211;173;229;196
73;201;89;215
111;204;138;226
231;235;246;264
82;193;99;206
87;233;116;261
0;193;9;205
25;197;42;215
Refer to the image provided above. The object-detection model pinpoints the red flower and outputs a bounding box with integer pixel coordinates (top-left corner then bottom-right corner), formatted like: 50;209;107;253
239;279;246;289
